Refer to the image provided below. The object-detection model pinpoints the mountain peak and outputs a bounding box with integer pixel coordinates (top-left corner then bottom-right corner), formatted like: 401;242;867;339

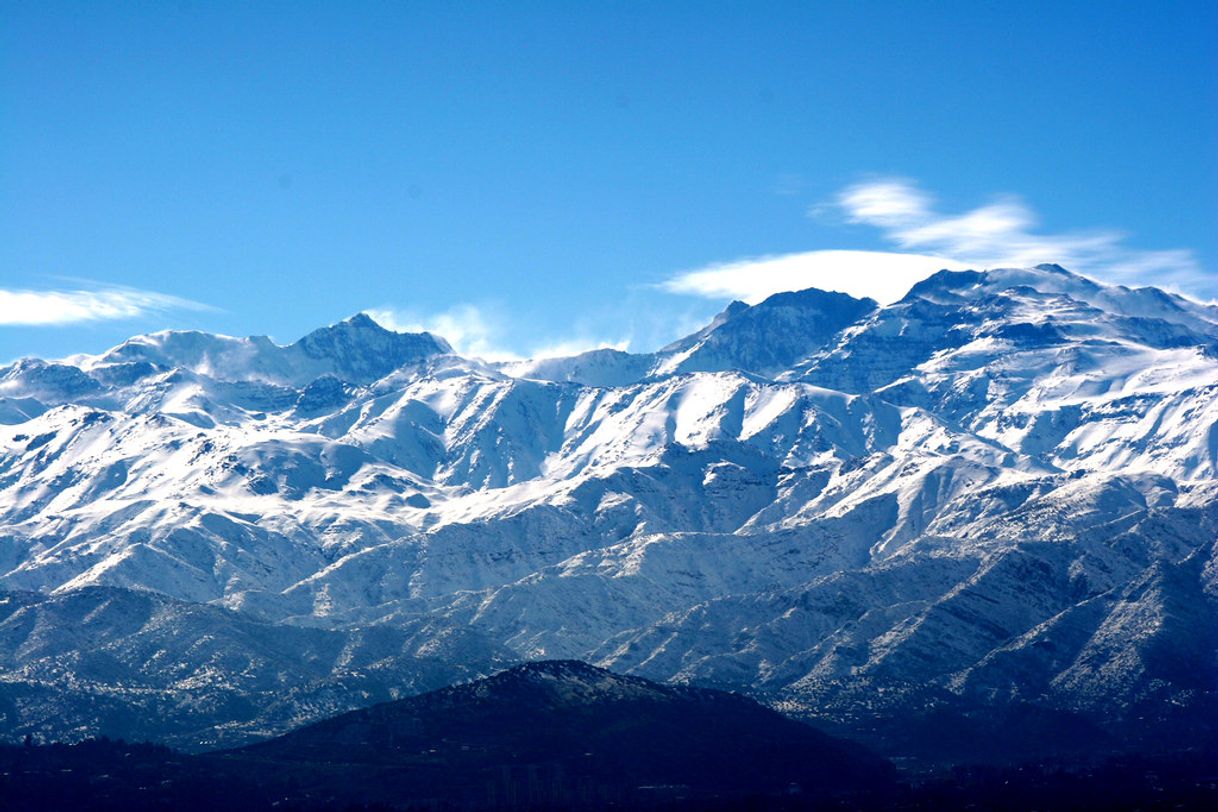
754;285;879;313
721;299;750;320
69;314;453;390
288;317;452;383
294;312;392;347
894;264;1218;337
654;285;878;377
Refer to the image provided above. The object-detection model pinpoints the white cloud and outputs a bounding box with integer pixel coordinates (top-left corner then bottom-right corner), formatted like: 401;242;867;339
837;178;1207;295
664;178;1210;306
0;286;207;326
662;249;971;305
529;337;631;360
838;180;933;228
365;304;630;362
365;304;519;361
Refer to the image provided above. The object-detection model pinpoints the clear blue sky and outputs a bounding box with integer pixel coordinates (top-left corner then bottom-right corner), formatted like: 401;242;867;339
3;1;1216;362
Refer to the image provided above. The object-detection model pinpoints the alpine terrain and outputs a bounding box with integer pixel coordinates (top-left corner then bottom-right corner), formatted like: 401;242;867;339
1;264;1216;761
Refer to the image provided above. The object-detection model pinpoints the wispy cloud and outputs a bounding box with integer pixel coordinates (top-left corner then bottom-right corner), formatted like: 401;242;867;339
662;249;970;305
344;180;1217;360
663;178;1209;305
365;304;629;362
528;336;631;360
0;286;208;326
366;304;516;361
837;177;1206;295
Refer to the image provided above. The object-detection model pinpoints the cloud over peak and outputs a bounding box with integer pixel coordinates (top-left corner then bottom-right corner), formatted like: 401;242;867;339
837;178;1205;295
365;304;629;363
662;249;968;306
664;178;1208;307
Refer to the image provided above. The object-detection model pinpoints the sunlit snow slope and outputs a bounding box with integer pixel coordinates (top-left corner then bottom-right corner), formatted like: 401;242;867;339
1;264;1215;751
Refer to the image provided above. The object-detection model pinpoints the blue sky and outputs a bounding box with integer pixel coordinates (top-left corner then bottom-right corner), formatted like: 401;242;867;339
2;1;1215;362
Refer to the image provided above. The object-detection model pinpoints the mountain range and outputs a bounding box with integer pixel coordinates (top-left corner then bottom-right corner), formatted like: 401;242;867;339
1;263;1215;761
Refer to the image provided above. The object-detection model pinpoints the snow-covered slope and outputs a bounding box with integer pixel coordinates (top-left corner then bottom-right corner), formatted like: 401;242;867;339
0;264;1215;753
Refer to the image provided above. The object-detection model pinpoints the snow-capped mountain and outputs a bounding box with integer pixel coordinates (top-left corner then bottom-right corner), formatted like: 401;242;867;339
0;264;1215;757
